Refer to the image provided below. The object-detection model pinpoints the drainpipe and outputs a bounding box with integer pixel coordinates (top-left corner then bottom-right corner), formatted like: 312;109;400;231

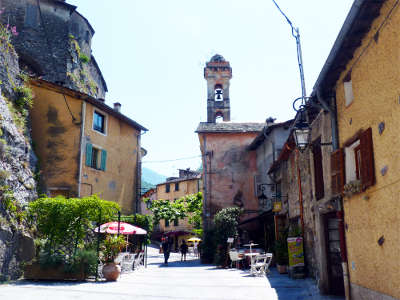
78;102;86;197
295;149;305;234
202;135;208;231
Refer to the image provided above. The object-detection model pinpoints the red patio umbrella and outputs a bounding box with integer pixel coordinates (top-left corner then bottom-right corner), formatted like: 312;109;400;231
94;221;147;235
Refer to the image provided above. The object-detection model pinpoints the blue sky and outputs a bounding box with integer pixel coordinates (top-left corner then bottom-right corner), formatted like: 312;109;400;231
68;0;353;176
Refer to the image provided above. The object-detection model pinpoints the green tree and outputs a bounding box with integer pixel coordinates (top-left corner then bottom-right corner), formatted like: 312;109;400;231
146;192;203;229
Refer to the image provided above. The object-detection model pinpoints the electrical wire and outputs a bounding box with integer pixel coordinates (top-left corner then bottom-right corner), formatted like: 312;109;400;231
271;0;296;37
62;94;78;123
271;0;307;103
142;154;204;164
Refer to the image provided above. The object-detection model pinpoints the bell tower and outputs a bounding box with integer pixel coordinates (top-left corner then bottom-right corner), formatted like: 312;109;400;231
204;54;232;123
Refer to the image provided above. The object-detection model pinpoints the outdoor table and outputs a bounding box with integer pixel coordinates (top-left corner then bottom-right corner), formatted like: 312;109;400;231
243;243;259;254
245;253;260;273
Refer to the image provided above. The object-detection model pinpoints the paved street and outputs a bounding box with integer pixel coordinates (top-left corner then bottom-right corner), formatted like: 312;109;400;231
0;246;344;300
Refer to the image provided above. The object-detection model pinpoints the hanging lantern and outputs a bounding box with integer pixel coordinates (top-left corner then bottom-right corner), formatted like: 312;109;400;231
293;108;311;152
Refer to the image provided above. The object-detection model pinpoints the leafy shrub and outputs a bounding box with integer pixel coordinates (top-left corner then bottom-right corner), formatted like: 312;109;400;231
28;195;120;260
69;249;97;275
200;229;215;264
213;207;242;266
14;85;33;110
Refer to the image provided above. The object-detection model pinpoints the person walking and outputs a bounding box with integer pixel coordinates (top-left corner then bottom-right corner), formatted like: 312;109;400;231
161;236;170;265
180;240;188;262
193;241;199;258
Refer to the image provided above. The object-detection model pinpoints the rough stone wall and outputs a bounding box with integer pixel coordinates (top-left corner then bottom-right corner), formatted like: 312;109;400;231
0;43;37;280
0;0;106;98
287;149;317;278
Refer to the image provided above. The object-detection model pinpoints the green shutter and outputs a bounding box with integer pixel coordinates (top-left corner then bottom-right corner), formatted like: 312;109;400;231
85;143;92;167
100;149;107;171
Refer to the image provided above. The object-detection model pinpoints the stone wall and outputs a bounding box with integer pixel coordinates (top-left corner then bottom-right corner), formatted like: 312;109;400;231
0;42;37;280
0;0;107;98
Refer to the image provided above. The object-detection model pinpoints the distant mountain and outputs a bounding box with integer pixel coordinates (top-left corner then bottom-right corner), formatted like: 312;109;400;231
141;180;156;194
142;167;167;186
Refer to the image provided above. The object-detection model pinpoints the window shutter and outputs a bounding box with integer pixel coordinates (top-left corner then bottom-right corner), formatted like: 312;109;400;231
85;143;92;167
100;149;107;171
331;148;345;196
360;127;375;189
312;142;324;200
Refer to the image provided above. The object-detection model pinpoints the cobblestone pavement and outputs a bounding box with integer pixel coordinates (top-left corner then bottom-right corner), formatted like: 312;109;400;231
0;246;344;300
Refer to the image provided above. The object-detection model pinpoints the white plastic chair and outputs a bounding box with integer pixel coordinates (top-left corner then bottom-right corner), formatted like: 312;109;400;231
134;252;144;269
229;250;244;268
121;253;135;273
250;253;273;276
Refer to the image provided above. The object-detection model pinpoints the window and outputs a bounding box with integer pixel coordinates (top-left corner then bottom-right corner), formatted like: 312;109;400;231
214;84;223;101
175;182;179;191
93;111;105;134
85;143;107;171
91;147;99;169
146;200;152;209
174;219;179;226
312;139;324;200
344;81;354;106
331;128;375;195
166;184;170;193
354;144;362;180
165;219;169;227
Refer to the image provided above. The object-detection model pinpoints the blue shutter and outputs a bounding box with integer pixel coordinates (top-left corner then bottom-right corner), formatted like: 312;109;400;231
85;143;92;167
100;149;107;171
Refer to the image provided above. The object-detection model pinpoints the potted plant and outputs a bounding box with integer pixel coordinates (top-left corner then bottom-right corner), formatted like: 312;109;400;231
101;235;127;281
275;234;289;274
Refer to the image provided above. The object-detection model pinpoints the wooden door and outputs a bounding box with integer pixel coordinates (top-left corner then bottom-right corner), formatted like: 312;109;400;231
324;213;345;295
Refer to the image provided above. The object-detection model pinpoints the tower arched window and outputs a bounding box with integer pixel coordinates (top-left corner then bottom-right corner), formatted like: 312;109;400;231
215;111;224;123
214;84;223;101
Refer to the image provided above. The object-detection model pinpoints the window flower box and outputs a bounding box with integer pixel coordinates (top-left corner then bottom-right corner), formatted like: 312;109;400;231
343;180;362;198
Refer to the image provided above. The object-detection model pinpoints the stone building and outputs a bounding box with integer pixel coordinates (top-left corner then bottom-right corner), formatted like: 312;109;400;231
246;119;292;250
196;55;266;234
268;105;346;296
0;0;107;99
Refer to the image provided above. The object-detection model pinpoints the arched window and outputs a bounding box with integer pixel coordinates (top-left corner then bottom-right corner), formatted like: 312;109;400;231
215;112;224;123
214;84;223;101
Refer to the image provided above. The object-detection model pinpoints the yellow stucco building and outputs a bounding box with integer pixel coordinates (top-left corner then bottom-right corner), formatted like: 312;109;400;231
312;1;400;298
30;79;147;214
155;169;202;250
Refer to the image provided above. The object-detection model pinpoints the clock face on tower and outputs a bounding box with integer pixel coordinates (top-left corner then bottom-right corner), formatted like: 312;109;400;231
215;88;223;101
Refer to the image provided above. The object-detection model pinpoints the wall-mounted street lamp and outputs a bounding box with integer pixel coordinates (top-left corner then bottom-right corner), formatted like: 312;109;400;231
293;105;311;152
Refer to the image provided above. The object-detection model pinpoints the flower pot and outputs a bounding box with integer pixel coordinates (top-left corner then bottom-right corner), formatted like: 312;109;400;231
277;264;288;274
102;262;121;281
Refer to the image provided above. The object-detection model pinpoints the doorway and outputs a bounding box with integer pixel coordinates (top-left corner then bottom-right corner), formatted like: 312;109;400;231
324;212;345;295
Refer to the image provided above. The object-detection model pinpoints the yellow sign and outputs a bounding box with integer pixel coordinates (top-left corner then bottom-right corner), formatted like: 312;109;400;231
273;202;282;212
287;237;305;267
